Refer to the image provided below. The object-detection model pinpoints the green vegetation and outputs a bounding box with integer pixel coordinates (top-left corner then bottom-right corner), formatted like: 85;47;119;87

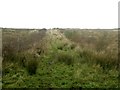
2;28;119;88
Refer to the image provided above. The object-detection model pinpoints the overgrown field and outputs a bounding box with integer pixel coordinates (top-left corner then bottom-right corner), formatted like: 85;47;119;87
2;28;119;88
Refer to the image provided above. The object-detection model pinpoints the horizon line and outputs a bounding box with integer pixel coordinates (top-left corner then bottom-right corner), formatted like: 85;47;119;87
0;27;119;30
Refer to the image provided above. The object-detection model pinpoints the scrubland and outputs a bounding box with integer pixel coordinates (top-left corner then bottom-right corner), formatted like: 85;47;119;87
2;28;119;88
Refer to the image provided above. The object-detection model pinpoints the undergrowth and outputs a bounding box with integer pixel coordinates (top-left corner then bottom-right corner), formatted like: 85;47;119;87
2;29;119;88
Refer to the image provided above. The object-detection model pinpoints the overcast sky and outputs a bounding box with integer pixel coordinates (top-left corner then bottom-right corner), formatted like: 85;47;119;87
0;0;119;29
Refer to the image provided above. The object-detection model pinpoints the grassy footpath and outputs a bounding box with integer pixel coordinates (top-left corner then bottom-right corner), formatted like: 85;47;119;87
2;29;119;88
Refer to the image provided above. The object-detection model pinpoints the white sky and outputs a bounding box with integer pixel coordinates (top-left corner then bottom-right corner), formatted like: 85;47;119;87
0;0;119;29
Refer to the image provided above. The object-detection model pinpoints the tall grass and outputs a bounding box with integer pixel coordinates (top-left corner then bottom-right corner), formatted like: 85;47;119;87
2;29;47;75
2;29;46;61
56;51;74;65
62;29;118;69
2;28;119;88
